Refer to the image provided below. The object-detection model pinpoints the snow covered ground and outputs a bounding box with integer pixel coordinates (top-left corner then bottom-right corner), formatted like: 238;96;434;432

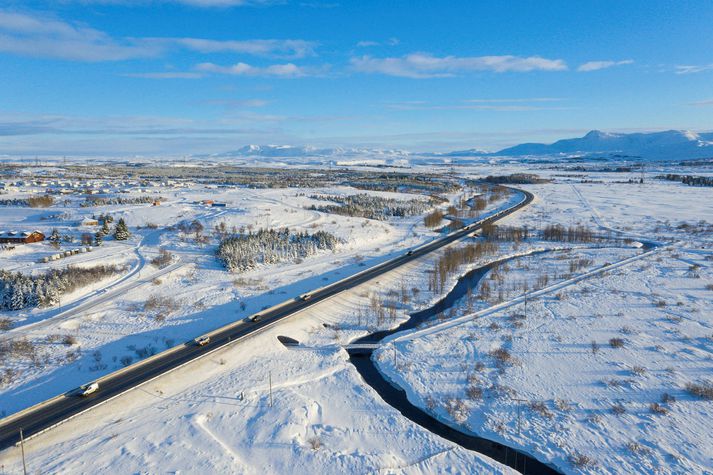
1;161;712;474
0;182;469;416
373;174;713;474
378;245;713;473
0;208;519;474
0;318;511;474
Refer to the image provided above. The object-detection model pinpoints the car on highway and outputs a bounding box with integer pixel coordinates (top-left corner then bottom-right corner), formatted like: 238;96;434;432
247;314;262;322
299;293;311;301
0;188;534;452
194;335;211;346
78;381;99;396
406;250;414;256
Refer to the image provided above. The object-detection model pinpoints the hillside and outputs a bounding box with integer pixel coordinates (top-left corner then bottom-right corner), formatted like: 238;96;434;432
492;130;713;160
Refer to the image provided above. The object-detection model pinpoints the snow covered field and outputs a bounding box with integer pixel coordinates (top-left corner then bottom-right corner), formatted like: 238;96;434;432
1;161;712;474
0;315;511;474
0;193;520;473
374;176;713;474
0;180;463;416
378;245;713;473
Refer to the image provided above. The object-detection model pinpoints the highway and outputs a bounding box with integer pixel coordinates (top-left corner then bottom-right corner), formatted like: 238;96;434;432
0;187;534;450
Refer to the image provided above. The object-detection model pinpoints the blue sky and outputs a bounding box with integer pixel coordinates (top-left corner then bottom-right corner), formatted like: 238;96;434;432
1;0;712;156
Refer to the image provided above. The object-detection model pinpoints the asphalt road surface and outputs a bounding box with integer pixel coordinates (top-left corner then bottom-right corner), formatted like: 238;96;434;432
0;188;533;449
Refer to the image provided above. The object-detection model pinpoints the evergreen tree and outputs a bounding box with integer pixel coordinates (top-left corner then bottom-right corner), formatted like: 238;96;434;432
43;285;60;307
217;228;340;272
114;218;131;241
10;287;24;311
49;228;61;242
94;231;103;246
0;265;124;311
100;220;110;236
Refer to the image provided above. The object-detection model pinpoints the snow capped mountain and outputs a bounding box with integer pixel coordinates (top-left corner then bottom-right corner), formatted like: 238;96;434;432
429;148;491;157
491;129;713;160
209;130;713;164
213;144;410;159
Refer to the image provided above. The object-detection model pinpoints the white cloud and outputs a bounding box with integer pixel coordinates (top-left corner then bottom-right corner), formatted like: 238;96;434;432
356;40;380;48
688;99;713;107
466;98;563;103
0;11;161;61
577;59;634;72
196;61;310;77
0;10;316;62
169;38;316;58
124;71;205;79
73;0;279;6
205;98;270;108
298;1;340;8
356;38;399;48
176;0;273;5
350;53;567;78
676;64;713;74
385;99;569;112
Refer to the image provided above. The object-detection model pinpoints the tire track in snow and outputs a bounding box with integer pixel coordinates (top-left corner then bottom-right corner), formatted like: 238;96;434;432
193;414;249;472
376;447;456;473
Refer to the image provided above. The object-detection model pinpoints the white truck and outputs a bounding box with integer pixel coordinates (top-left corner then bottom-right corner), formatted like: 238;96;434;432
78;381;99;396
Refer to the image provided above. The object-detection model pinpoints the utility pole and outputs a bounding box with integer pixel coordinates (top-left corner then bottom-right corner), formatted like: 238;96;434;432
268;371;273;407
19;428;27;475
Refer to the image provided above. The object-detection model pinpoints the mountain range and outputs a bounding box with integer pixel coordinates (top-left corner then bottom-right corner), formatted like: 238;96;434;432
440;130;713;160
211;144;410;159
212;130;713;162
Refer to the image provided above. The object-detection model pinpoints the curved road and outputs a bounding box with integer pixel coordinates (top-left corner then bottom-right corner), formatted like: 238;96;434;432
0;187;534;450
2;205;231;339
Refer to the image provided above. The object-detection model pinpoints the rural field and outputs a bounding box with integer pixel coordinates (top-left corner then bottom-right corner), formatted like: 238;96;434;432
1;1;712;474
0;159;711;474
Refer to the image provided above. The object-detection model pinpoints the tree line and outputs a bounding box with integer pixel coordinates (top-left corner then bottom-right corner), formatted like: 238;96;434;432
481;224;532;242
484;174;549;184
81;196;163;207
217;228;340;272
0;264;126;311
541;224;595;242
307;193;438;220
480;223;595;243
429;241;499;294
657;174;713;187
0;195;54;208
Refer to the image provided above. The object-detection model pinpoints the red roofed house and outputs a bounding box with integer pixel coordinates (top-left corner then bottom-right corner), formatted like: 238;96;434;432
0;230;45;244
